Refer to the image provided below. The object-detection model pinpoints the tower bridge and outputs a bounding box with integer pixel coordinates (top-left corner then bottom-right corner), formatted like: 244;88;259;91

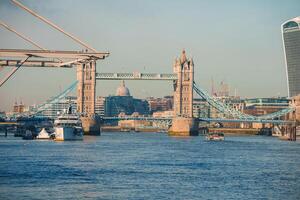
0;0;297;137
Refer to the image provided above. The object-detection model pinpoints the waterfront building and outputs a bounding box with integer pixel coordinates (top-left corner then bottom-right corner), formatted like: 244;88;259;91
118;119;152;129
243;97;290;128
152;110;174;129
104;81;149;117
209;96;244;119
243;97;289;116
193;98;210;118
146;96;173;113
0;111;5;119
95;96;105;116
152;110;174;118
282;16;300;97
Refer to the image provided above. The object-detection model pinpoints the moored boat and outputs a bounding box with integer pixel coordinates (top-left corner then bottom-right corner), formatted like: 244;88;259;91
22;130;34;140
206;132;225;141
36;128;51;140
54;106;83;141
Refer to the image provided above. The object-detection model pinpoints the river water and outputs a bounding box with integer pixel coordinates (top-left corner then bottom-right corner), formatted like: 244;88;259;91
0;132;299;200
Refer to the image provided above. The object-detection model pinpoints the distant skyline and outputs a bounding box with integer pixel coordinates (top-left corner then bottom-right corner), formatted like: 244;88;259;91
0;0;299;111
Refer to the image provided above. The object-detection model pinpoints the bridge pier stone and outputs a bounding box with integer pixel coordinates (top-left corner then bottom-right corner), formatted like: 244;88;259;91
168;117;199;136
81;115;101;136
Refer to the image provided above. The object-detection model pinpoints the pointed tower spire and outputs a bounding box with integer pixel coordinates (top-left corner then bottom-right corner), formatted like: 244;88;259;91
180;49;187;64
190;57;194;66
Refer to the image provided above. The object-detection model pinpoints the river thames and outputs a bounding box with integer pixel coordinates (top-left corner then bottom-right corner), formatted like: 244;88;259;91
0;133;299;200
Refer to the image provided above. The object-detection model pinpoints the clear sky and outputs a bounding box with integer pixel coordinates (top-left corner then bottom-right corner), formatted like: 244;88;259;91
0;0;299;111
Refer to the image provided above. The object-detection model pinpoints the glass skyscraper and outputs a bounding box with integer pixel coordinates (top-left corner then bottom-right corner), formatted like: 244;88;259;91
282;17;300;97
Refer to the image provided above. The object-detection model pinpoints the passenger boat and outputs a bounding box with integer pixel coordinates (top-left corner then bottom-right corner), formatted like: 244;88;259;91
54;106;83;141
206;132;225;141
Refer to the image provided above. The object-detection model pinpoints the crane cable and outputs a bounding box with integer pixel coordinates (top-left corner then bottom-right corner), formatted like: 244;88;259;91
11;0;98;53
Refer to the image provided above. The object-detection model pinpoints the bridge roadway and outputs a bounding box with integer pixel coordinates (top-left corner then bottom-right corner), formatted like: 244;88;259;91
0;122;18;126
0;117;293;130
102;117;294;124
96;72;177;80
0;122;19;128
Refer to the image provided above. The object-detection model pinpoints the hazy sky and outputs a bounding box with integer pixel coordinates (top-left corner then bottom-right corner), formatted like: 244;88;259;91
0;0;299;111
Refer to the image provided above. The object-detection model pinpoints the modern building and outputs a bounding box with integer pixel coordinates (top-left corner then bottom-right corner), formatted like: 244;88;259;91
243;97;289;116
95;96;105;116
282;16;300;97
104;81;149;117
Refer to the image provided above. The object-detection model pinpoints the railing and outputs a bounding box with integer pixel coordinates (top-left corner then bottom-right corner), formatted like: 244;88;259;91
102;116;172;121
102;116;294;124
96;72;177;80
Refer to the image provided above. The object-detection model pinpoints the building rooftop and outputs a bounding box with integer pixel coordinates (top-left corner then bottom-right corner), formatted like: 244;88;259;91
282;16;300;30
116;80;130;96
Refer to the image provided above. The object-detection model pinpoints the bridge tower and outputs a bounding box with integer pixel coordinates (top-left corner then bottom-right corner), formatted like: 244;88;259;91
77;61;100;135
169;50;199;136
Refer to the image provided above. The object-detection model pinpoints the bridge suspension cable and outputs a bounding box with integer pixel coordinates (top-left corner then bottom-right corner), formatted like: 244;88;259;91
8;81;78;118
193;82;294;120
193;82;256;120
33;81;78;115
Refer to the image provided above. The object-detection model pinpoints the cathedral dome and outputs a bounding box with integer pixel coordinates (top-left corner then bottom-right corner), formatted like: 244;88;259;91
116;80;130;96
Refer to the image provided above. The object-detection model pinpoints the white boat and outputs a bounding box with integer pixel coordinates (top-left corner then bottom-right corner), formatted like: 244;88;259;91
206;132;225;141
36;128;51;139
272;125;283;137
54;106;83;141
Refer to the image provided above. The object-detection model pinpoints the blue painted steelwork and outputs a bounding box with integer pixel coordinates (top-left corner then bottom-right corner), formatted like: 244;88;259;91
33;81;78;115
193;82;295;120
198;118;294;124
102;116;294;124
256;107;295;119
102;82;295;125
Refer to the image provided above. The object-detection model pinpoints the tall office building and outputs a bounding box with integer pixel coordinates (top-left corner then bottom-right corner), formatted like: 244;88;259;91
282;17;300;97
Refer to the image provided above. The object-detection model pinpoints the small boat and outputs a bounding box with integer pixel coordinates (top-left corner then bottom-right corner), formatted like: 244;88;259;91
36;128;51;140
22;130;34;140
206;132;225;141
120;127;131;132
54;106;83;141
279;135;290;141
